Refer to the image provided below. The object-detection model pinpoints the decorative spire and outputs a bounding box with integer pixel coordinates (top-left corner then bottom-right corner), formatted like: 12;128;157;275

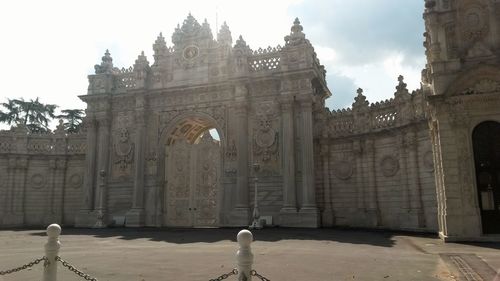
94;49;114;74
234;35;249;50
200;18;213;39
284;17;307;46
153;32;168;65
352;88;369;110
171;14;214;47
181;13;201;34
217;21;232;45
153;32;168;61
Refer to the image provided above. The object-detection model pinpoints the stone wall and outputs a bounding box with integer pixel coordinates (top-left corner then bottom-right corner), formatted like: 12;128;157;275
313;77;438;232
0;126;86;227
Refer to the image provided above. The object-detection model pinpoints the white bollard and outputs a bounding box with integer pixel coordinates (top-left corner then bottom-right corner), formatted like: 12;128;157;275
237;229;254;281
43;224;61;281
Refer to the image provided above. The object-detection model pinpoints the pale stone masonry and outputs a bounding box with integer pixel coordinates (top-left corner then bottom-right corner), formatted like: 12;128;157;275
0;2;499;241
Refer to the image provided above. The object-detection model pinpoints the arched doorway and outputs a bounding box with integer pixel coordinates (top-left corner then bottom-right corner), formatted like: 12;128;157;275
163;116;222;227
473;121;500;234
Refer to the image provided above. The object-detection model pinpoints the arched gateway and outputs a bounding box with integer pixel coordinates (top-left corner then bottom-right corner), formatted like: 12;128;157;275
75;15;330;228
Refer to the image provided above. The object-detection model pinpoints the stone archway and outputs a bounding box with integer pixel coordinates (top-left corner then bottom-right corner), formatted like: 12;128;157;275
161;115;223;227
472;121;500;234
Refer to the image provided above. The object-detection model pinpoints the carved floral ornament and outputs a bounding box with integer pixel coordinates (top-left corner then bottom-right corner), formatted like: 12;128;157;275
460;4;489;42
460;79;500;95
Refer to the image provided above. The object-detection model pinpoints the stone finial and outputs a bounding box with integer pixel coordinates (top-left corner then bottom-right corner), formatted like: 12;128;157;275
395;75;410;98
285;17;307;46
54;119;65;134
134;51;150;71
352;87;369;110
217;21;232;45
94;49;114;74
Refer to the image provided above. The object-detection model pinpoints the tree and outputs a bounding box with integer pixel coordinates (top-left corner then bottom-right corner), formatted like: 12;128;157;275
56;109;85;133
0;97;57;133
0;99;21;126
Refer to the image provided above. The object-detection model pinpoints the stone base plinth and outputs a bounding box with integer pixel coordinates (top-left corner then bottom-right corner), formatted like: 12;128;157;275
439;214;482;241
44;213;62;226
227;207;250;226
399;209;426;231
75;210;110;228
280;207;319;227
321;208;335;227
125;208;145;227
365;209;380;227
2;213;24;226
298;207;320;228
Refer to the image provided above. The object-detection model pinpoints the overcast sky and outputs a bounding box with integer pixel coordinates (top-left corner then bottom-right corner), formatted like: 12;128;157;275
0;0;426;118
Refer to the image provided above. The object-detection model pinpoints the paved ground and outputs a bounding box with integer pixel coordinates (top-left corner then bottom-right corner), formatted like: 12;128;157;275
0;227;499;281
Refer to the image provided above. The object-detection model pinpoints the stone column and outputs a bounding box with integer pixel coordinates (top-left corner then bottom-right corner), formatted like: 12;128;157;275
365;138;380;227
94;117;111;225
408;128;426;228
126;104;146;227
45;159;66;225
280;98;297;212
4;157;28;226
232;102;250;224
297;96;319;227
320;141;334;226
352;139;367;226
76;117;97;227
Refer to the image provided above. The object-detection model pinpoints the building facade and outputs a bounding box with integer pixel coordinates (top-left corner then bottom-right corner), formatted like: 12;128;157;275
0;2;499;241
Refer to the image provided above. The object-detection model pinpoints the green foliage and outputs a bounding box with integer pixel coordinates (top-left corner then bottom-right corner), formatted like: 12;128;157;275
0;97;84;133
56;109;85;133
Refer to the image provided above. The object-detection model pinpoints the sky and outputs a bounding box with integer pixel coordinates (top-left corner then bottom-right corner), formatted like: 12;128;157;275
0;0;426;123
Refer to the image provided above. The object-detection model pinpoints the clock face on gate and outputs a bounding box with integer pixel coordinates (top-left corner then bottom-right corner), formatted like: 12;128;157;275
183;45;199;60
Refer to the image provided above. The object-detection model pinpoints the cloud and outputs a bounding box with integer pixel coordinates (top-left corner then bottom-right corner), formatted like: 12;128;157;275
288;0;425;65
324;73;358;110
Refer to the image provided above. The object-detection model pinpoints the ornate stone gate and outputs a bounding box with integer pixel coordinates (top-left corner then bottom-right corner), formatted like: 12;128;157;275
75;14;330;228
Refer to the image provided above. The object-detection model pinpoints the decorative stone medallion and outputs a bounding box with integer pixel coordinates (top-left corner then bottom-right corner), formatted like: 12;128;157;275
68;173;83;189
333;160;353;180
30;173;46;189
380;156;399;177
183;45;199;60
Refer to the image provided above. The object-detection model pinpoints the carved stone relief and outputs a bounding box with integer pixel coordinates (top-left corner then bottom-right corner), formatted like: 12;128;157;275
113;128;135;178
332;160;354;180
380;155;399;177
460;4;489;42
30;173;46;189
68;173;84;189
252;102;280;175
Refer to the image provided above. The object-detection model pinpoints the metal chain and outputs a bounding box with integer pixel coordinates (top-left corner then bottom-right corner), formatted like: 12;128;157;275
0;256;48;275
251;270;271;281
55;256;99;281
209;268;238;281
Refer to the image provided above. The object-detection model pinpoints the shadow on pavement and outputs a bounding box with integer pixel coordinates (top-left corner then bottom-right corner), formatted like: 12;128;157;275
18;227;438;248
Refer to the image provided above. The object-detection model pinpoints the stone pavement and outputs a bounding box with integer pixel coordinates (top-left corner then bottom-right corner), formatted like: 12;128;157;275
0;227;499;281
